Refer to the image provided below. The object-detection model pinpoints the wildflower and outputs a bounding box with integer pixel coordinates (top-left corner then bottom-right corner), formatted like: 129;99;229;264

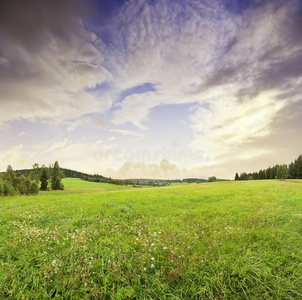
163;247;167;250
150;264;154;268
151;257;155;260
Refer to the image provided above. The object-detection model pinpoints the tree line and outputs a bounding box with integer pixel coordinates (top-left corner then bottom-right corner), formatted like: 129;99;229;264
63;169;210;186
0;161;64;196
235;154;302;181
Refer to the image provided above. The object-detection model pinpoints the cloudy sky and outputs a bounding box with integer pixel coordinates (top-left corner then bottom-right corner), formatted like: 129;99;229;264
0;0;302;179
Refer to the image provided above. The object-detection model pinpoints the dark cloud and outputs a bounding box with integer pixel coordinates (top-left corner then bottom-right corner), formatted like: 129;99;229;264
224;0;259;15
194;0;302;105
0;0;111;126
0;0;90;53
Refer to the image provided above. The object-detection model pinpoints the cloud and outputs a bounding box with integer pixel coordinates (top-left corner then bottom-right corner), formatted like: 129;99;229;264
113;91;161;126
106;0;234;91
0;145;25;171
66;115;109;132
185;1;302;163
106;159;185;179
110;129;144;138
107;0;302;137
1;0;302;179
45;139;69;153
0;139;120;174
0;0;112;126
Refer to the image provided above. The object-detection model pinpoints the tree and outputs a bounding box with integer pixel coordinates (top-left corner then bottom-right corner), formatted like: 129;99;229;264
258;169;266;180
252;172;259;180
29;181;39;194
3;181;15;196
235;173;239;180
271;165;278;179
3;165;17;193
240;172;248;180
18;175;28;195
30;163;40;183
50;161;64;190
40;165;49;191
4;165;18;188
288;162;296;179
266;167;272;179
208;176;217;182
0;178;3;196
276;165;288;180
296;155;302;179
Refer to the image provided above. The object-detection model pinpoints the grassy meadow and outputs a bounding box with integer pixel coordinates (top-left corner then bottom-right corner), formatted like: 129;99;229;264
0;178;301;299
39;178;138;196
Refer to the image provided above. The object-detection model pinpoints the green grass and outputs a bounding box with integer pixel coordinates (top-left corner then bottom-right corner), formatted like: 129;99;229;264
0;179;301;299
39;178;137;196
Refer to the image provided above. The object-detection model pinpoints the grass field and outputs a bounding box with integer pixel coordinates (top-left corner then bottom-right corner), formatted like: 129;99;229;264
39;178;138;196
0;179;301;299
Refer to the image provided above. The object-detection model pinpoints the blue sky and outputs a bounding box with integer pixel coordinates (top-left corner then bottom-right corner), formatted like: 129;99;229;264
0;0;302;179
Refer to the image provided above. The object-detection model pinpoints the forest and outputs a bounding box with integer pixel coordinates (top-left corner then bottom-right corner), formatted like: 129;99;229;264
235;154;302;180
0;161;63;196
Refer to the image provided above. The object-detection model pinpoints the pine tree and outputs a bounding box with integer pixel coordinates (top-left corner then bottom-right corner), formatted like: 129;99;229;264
235;173;239;180
50;161;64;190
296;155;302;179
40;166;49;191
276;165;288;180
288;162;296;179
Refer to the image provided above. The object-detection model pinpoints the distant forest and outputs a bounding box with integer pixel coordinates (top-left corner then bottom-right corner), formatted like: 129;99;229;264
235;154;302;181
61;169;208;186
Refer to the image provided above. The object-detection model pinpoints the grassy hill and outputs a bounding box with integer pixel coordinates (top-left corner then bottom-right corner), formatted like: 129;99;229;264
0;180;301;299
39;178;139;195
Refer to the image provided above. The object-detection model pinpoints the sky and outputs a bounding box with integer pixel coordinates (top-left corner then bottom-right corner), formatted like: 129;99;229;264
0;0;302;179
